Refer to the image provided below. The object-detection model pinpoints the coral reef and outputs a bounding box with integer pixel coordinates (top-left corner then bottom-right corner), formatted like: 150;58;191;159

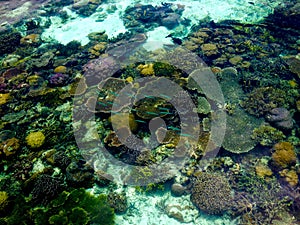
0;30;22;55
48;73;69;86
0;93;11;105
66;161;94;188
26;131;45;148
0;191;9;212
137;63;155;76
271;142;297;170
53;65;67;74
241;87;286;117
251;125;286;146
32;188;115;225
0;1;299;224
279;169;298;187
0;137;20;156
191;172;233;215
31;174;63;205
255;163;273;178
123;3;185;32
20;34;40;46
0;0;51;29
107;191;128;214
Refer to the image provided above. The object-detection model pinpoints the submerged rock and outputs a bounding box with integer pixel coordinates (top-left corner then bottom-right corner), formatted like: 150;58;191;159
266;107;293;130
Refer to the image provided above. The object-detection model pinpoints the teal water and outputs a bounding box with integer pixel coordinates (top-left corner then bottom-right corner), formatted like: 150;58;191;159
0;0;300;224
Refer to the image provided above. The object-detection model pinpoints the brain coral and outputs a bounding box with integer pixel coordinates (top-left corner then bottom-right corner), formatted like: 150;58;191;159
26;131;45;148
191;172;233;215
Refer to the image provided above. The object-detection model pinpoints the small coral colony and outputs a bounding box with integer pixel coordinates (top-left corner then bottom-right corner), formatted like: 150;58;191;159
0;0;300;224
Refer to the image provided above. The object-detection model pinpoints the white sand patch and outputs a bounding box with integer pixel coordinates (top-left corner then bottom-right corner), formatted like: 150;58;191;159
92;186;237;225
41;0;280;45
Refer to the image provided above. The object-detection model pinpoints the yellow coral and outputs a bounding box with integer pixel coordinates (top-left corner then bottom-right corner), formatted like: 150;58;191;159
54;65;67;73
0;191;9;211
271;142;296;169
109;113;137;132
126;76;134;83
137;63;155;76
26;131;45;148
0;93;11;105
255;164;273;178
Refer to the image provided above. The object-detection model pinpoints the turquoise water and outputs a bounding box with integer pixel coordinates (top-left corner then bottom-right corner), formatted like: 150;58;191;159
0;0;300;224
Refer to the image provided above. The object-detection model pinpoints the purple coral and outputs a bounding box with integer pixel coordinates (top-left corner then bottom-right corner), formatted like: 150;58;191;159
0;0;52;30
48;73;69;86
0;83;8;93
83;56;120;85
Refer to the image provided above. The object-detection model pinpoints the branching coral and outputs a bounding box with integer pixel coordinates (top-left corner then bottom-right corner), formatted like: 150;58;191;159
190;172;233;215
231;173;292;225
241;87;286;117
251;125;286;146
271;142;297;170
31;174;63;205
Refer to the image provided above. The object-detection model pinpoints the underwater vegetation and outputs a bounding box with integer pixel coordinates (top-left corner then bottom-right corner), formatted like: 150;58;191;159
31;188;115;225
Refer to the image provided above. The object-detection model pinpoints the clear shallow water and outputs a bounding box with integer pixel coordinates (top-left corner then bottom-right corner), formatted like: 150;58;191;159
0;0;300;225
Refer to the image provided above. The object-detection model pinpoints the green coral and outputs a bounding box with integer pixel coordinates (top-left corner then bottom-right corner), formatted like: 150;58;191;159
241;87;287;117
152;62;177;77
32;188;115;225
196;96;211;114
251;125;286;146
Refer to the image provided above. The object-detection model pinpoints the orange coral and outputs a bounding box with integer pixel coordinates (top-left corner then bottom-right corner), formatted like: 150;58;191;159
279;169;298;187
0;137;20;156
20;34;40;45
271;142;296;169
